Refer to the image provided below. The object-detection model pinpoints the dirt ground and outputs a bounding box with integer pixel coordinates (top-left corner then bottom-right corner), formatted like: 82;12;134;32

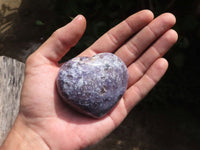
1;1;200;150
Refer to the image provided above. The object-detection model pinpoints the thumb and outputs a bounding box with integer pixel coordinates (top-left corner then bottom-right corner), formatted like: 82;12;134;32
36;15;87;63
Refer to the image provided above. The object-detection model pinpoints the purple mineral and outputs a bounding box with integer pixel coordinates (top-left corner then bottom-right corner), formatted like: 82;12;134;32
56;53;129;118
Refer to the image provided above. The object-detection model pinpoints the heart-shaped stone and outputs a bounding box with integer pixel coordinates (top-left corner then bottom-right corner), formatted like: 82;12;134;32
56;53;128;118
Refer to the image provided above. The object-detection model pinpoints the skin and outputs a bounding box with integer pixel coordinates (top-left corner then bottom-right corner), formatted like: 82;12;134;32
0;10;178;150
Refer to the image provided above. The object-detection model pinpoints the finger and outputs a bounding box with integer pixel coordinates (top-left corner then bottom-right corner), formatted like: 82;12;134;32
36;15;86;63
80;10;154;57
115;13;176;66
123;58;168;113
128;29;178;87
107;58;168;124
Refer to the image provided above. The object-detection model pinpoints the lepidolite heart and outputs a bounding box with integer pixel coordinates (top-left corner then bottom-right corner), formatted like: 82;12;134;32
56;53;128;118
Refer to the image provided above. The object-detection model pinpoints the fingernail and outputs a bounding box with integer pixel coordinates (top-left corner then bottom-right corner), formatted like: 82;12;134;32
72;15;82;22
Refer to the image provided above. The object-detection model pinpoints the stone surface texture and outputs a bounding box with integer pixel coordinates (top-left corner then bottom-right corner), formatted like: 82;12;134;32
0;56;25;145
57;53;128;118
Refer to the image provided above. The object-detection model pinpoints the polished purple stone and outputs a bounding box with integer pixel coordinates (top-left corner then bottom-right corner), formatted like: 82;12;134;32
56;53;128;118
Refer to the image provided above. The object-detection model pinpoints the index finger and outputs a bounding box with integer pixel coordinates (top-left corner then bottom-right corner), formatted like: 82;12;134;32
80;10;154;57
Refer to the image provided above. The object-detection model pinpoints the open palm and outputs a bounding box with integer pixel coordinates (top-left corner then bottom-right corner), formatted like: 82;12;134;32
18;10;177;150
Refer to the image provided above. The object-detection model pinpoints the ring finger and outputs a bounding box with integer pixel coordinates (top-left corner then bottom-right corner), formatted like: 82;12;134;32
115;13;176;66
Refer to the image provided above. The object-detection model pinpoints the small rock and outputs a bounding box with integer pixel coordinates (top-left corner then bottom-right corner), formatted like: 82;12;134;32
56;53;128;118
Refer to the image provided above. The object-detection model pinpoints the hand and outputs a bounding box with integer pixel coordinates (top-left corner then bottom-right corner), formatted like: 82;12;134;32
1;10;178;150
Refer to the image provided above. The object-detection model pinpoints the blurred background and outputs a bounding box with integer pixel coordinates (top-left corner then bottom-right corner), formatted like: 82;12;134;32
0;0;200;149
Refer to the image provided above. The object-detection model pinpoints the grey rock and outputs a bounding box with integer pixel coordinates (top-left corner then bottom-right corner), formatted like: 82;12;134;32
0;56;25;145
56;53;128;118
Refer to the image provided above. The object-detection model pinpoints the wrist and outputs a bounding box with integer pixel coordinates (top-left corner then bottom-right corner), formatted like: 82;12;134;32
0;115;50;150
